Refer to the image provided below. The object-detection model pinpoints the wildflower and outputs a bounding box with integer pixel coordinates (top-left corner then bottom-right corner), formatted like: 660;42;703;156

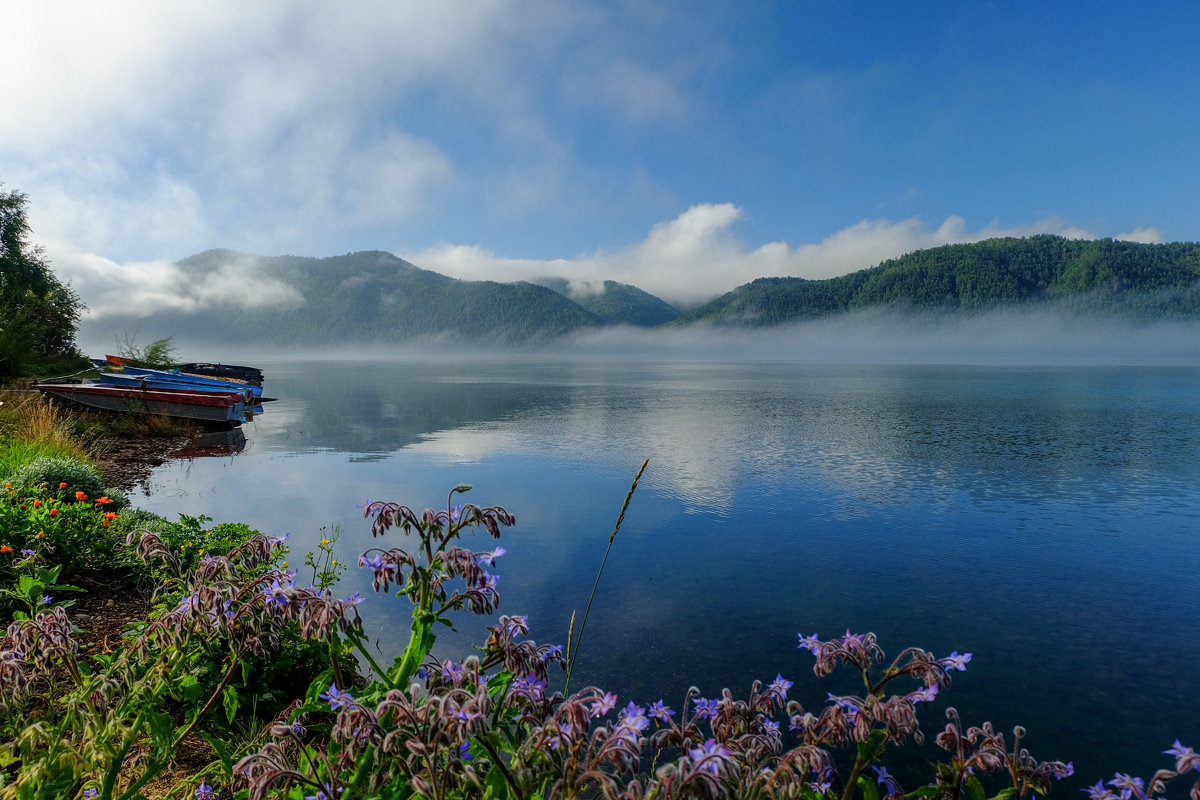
319;683;356;711
320;538;331;545
36;530;45;537
264;579;291;607
648;699;675;723
459;740;473;761
1108;774;1147;800
304;783;343;800
874;765;902;795
96;496;112;505
1087;781;1119;800
58;482;67;489
20;549;34;557
693;696;719;719
75;491;88;501
442;660;465;684
762;718;781;738
797;632;822;653
907;685;939;703
342;592;364;607
541;643;564;662
83;790;99;800
689;739;732;776
478;545;507;567
511;672;547;700
1165;740;1200;773
0;545;12;554
940;651;972;671
450;504;462;522
32;500;41;508
104;511;118;520
40;595;52;607
4;483;9;490
49;509;58;517
768;673;793;701
589;691;618;717
618;702;650;732
195;781;215;800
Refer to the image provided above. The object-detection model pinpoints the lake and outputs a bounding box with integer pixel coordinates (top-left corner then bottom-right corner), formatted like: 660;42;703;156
128;358;1200;789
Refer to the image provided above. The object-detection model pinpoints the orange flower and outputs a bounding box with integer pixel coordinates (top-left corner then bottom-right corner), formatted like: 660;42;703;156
33;499;42;508
59;482;68;489
103;511;118;520
96;496;113;505
36;531;45;538
4;483;10;490
49;509;59;517
102;520;110;527
0;545;12;553
75;491;88;501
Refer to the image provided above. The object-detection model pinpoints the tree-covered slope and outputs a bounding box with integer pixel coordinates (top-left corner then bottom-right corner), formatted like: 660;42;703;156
102;250;603;347
531;277;680;326
674;236;1200;326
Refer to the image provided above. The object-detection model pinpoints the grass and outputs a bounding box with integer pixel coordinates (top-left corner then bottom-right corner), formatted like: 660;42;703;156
0;391;98;477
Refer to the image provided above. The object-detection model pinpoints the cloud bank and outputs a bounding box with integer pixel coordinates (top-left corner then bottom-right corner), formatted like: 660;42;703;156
407;204;1114;308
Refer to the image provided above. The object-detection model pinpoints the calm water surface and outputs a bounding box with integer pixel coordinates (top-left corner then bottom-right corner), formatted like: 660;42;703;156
131;359;1200;788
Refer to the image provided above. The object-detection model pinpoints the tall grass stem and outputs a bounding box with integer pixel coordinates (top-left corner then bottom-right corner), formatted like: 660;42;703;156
564;458;648;695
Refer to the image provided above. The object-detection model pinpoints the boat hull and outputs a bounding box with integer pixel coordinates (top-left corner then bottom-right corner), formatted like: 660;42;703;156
116;366;264;398
35;383;246;423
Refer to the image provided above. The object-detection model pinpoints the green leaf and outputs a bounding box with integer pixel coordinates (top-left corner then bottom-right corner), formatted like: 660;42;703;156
859;774;881;800
987;789;1017;800
967;774;986;800
199;732;234;778
222;684;239;724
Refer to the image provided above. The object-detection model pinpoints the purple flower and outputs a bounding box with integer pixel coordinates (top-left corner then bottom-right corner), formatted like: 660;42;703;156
20;549;34;557
1055;762;1074;779
689;739;731;776
762;718;781;738
940;651;973;671
549;722;573;750
647;699;675;723
589;692;617;718
1087;781;1119;800
693;696;719;719
541;643;564;662
826;693;860;713
269;532;290;547
442;660;465;684
797;632;821;654
359;553;385;570
304;784;343;800
342;592;364;607
907;684;939;704
195;780;215;800
874;765;901;795
1108;774;1147;800
618;702;650;732
768;673;793;701
319;683;356;711
40;595;52;606
1165;740;1200;773
83;791;99;800
264;579;290;607
450;504;462;523
477;546;507;567
459;740;473;761
512;672;547;700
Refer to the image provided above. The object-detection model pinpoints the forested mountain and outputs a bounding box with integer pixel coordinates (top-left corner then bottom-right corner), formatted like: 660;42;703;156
90;250;678;348
673;235;1200;327
530;277;680;326
84;237;1200;350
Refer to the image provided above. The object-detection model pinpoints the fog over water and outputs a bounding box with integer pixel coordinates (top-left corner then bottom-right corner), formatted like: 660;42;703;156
78;305;1200;367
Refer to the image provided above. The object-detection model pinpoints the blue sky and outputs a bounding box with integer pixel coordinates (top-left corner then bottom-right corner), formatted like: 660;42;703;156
3;1;1198;314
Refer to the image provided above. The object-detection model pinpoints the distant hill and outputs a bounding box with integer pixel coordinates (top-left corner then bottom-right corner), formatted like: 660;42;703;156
87;249;679;348
673;235;1200;327
531;277;680;326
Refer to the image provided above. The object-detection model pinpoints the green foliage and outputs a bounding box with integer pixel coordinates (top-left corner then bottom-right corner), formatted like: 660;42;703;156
0;482;124;571
0;186;84;376
675;235;1200;326
114;333;178;369
3;455;108;501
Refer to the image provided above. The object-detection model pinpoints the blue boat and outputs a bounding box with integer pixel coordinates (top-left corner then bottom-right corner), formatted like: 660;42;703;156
109;365;264;399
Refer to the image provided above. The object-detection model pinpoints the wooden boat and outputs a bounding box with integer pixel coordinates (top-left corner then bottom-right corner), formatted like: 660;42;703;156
117;365;264;399
95;370;255;402
177;362;264;386
35;382;247;424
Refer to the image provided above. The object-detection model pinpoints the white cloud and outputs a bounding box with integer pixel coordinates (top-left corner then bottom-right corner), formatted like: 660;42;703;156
407;205;1106;307
1116;227;1163;244
54;248;304;319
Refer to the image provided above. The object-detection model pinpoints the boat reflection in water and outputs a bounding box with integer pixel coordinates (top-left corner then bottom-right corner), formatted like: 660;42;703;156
172;427;248;459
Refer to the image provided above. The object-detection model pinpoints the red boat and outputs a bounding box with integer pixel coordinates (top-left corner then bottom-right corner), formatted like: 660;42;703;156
34;381;248;424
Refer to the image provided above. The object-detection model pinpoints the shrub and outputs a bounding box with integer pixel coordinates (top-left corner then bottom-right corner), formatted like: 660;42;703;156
4;456;106;499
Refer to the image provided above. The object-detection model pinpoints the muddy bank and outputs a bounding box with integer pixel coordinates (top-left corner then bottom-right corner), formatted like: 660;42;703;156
94;432;191;491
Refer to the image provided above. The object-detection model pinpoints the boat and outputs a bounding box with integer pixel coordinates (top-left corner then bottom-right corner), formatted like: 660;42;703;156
101;356;264;386
34;382;248;424
95;370;255;402
116;365;264;399
177;362;264;386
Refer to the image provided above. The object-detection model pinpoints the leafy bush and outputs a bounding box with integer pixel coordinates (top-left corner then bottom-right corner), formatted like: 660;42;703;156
4;455;106;499
0;482;126;571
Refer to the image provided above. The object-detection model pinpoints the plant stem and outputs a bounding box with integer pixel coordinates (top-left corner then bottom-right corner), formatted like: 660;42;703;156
565;458;648;696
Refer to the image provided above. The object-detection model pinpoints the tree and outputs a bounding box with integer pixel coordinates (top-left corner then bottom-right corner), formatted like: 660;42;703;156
0;186;84;376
